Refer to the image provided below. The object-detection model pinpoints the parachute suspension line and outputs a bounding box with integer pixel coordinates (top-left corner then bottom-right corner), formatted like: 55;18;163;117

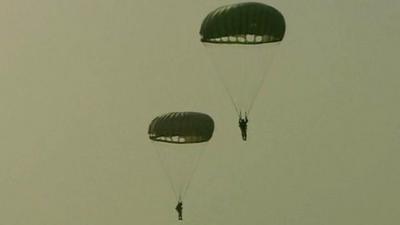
248;42;281;115
215;70;240;116
246;58;269;116
247;76;265;115
227;87;240;116
180;148;205;200
155;149;179;201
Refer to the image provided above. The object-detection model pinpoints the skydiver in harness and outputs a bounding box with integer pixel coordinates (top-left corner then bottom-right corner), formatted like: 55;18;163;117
175;201;183;220
238;112;249;141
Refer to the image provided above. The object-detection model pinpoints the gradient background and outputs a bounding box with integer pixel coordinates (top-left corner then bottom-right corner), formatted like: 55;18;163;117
1;0;399;224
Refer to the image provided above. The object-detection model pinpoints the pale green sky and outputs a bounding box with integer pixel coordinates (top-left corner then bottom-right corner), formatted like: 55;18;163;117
1;1;399;225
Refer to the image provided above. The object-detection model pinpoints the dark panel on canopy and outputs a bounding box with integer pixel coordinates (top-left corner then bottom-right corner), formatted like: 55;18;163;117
200;2;286;44
148;112;214;144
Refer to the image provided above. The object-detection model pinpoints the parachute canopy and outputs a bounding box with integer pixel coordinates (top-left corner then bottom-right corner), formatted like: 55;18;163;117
200;2;286;44
148;112;214;144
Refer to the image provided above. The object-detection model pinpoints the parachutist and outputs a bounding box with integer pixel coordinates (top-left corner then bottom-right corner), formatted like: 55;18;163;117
239;113;249;141
175;201;183;220
149;112;214;221
200;2;285;133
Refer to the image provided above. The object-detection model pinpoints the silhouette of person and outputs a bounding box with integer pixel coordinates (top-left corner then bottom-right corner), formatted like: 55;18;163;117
238;112;249;141
175;201;183;220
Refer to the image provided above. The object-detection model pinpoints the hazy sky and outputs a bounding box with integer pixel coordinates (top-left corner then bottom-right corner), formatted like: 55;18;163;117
1;1;399;225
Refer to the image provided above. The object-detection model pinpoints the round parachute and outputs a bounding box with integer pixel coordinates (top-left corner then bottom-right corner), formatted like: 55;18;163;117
148;112;214;144
199;2;286;140
148;112;215;206
200;2;286;44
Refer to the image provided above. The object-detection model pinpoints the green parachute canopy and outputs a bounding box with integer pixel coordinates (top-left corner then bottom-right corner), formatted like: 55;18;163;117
200;2;286;44
148;112;214;144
